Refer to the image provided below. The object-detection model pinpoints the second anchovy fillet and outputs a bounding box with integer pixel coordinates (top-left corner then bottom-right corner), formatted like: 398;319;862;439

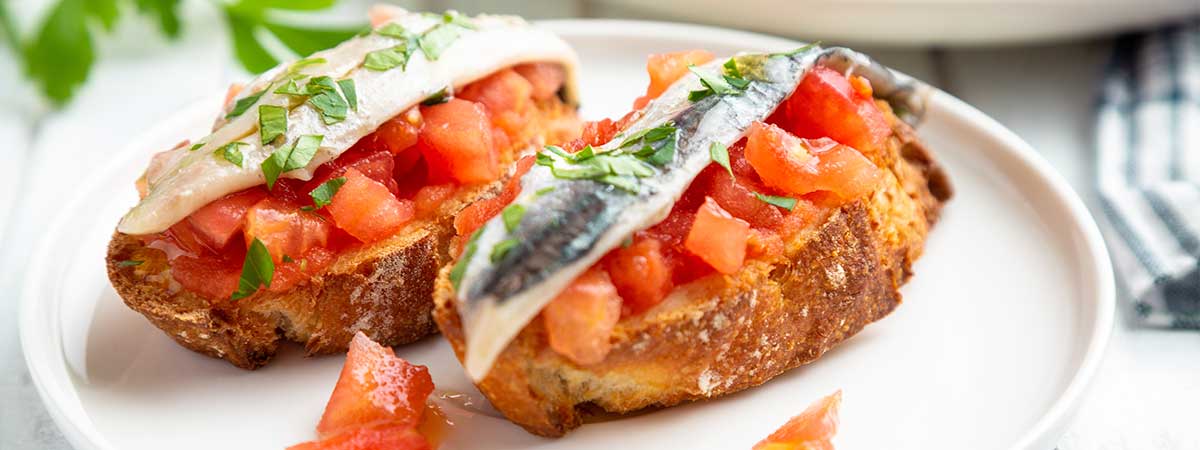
453;46;927;380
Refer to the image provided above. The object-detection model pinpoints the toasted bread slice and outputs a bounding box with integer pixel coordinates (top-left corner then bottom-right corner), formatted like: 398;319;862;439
107;98;577;370
432;107;951;436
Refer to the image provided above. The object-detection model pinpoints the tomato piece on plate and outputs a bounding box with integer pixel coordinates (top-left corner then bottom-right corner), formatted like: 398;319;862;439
186;188;267;250
776;66;890;156
685;197;750;274
289;425;430;450
317;332;435;437
514;62;566;101
453;156;534;237
644;49;715;100
744;122;882;200
605;237;674;316
170;254;241;300
418;99;499;184
542;268;623;366
327;168;414;244
244;196;332;263
753;390;842;450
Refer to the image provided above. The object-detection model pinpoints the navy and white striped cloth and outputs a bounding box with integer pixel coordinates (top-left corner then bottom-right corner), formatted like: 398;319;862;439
1097;20;1200;328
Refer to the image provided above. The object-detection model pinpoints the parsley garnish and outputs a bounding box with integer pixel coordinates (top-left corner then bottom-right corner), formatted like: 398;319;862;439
309;177;347;209
232;237;274;300
771;42;820;58
449;229;483;290
218;142;247;168
490;238;518;262
687;59;751;102
226;86;269;119
709;142;733;177
376;23;410;39
363;45;412;71
337;79;357;111
535;186;555;196
117;260;143;267
305;76;350;125
754;192;798;211
189;142;205;151
422;87;450;105
535;122;678;193
262;135;323;189
287;57;326;75
418;13;473;61
258;105;287;145
501;204;525;232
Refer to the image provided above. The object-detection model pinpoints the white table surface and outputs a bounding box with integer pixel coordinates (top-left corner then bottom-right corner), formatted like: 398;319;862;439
2;2;1198;449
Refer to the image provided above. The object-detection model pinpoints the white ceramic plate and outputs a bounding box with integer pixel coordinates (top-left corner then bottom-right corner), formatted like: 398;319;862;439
21;20;1113;450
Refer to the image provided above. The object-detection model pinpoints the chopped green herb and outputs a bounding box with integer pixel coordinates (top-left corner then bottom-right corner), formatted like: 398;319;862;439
687;60;751;102
363;45;411;71
305;76;350;124
258;104;287;145
442;11;476;29
274;79;309;96
754;192;798;211
535;186;555;196
337;79;357;111
225;86;269;119
418;22;468;61
232;238;275;300
309;176;347;209
772;42;819;58
286;57;326;76
189;142;205;151
490;238;518;262
709;142;733;177
535;122;677;192
621;236;633;248
376;23;409;39
218;142;247;168
282;254;294;263
262;135;324;189
117;260;144;267
449;229;482;290
501;204;525;232
422;87;450;105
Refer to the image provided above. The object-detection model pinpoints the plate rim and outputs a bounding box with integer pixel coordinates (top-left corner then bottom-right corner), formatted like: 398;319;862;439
19;18;1115;450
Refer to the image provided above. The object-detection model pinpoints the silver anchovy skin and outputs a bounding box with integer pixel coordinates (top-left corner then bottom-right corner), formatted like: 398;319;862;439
454;46;926;380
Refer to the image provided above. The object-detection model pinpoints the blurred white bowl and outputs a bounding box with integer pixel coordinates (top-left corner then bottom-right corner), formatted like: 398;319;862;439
593;0;1200;45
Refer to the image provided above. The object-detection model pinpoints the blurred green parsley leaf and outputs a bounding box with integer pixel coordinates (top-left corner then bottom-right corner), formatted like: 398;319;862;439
12;0;363;107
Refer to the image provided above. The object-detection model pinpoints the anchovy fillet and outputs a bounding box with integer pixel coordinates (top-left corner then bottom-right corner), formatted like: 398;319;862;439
118;6;579;235
453;46;926;381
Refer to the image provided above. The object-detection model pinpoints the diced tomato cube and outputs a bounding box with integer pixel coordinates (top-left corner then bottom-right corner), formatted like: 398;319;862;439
605;237;673;316
542;268;622;366
306;150;398;196
170;253;241;300
581;118;619;147
412;184;457;217
244;196;332;263
268;246;337;293
186;188;267;250
702;166;784;229
327;168;414;244
776;66;890;156
644;49;715;99
752;390;841;450
453;156;534;237
164;220;216;255
317;332;435;437
418;99;499;184
288;425;430;450
685;197;750;274
458;69;532;116
514;62;566;101
744;122;882;200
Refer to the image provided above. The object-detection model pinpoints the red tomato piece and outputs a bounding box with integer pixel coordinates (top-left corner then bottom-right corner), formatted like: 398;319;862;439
170;253;241;300
453;156;534;237
317;332;435;437
418;99;498;184
268;246;337;293
605;237;673;316
753;390;842;450
306;150;398;196
244;196;332;263
412;183;457;217
327;168;414;244
685;197;750;274
703;166;785;230
352;109;423;156
186;188;267;250
542;268;622;366
777;66;890;156
514;62;566;101
744;121;882;200
164;220;217;256
644;49;715;99
288;425;430;450
458;69;533;116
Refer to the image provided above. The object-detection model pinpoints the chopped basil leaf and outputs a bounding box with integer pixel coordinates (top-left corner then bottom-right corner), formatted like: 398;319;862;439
225;86;269;119
418;22;468;61
644;137;676;166
258;105;287;145
232;237;275;300
598;174;640;192
363;45;411;71
754;192;798;211
687;61;751;102
286;57;326;75
772;42;819;58
337;79;357;111
535;122;677;192
442;11;476;29
490;238;518;262
117;260;143;267
309;176;346;208
422;87;450;105
218;142;247;167
262;135;324;189
189;142;204;151
274;79;309;96
449;229;482;290
375;23;409;39
305;76;349;124
535;186;555;196
501;204;525;232
709;141;733;177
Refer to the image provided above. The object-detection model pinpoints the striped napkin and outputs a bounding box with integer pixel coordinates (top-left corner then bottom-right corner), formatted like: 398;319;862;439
1097;19;1200;328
